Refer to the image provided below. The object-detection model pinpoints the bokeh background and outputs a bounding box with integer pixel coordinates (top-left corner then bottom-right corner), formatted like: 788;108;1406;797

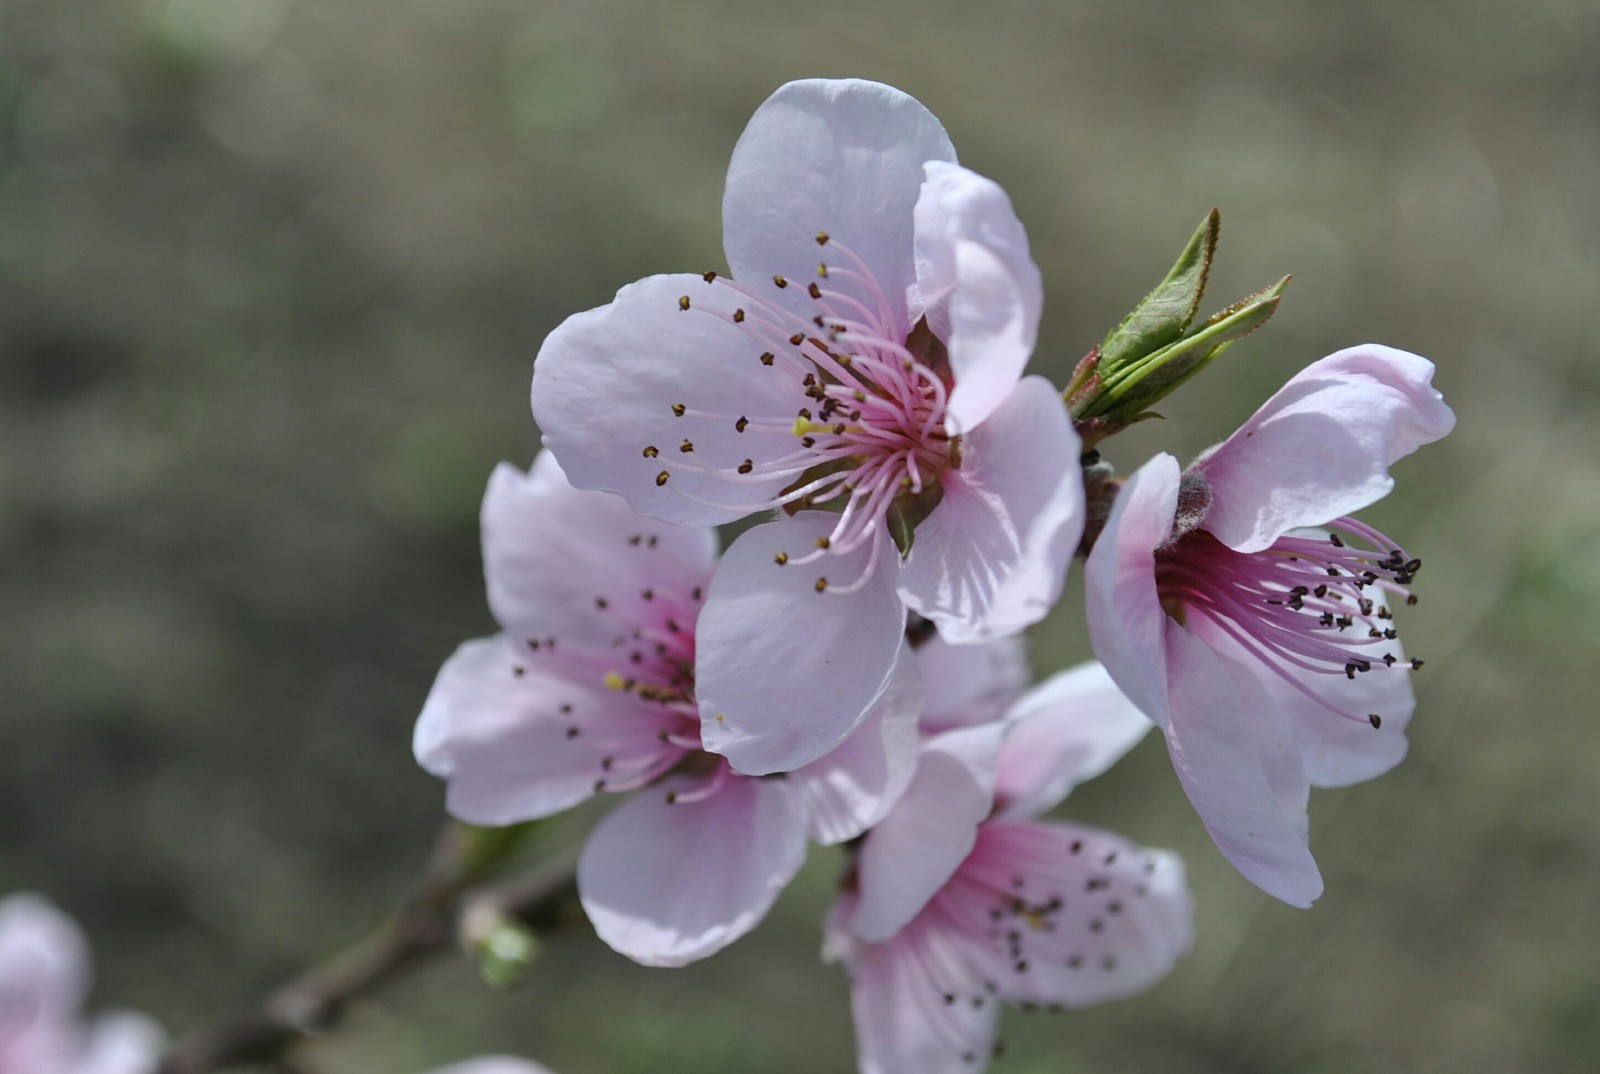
5;1;1598;1071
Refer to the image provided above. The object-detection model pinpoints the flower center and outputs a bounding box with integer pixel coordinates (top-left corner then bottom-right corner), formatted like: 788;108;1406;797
666;233;956;592
1155;514;1424;727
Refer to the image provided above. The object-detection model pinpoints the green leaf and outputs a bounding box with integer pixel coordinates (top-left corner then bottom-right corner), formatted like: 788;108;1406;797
1098;209;1220;371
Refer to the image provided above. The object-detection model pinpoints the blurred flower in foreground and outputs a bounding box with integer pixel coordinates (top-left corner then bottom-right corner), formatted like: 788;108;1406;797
427;1059;557;1074
1085;346;1456;906
532;77;1084;774
0;894;162;1074
415;451;919;966
827;662;1189;1074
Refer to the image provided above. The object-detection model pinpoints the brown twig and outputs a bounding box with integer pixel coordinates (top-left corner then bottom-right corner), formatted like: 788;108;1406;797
159;825;578;1074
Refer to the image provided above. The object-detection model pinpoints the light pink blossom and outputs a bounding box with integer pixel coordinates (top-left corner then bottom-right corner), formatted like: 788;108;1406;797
0;895;163;1074
426;1059;556;1074
416;453;920;966
1085;345;1456;906
530;80;1083;774
828;663;1189;1074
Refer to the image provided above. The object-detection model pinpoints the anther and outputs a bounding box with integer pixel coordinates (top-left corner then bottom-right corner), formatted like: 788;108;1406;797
678;296;690;311
773;552;788;565
1329;533;1345;547
595;597;608;609
815;536;831;550
671;403;686;417
679;440;693;453
1410;658;1425;669
735;416;749;432
760;352;775;366
565;726;579;739
817;262;828;277
788;332;806;345
733;309;746;323
1368;714;1383;728
701;270;717;282
642;445;659;458
815;231;830;245
737;459;754;474
655;471;670;486
772;274;788;288
808;282;822;300
815;577;828;592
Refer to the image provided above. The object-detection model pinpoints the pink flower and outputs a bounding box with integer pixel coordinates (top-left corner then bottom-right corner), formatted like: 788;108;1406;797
531;79;1084;771
827;663;1190;1074
0;895;163;1074
426;1060;556;1074
1085;345;1456;906
415;453;920;966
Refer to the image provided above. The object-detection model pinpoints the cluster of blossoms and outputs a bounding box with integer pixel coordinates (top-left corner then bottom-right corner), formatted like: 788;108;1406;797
416;78;1454;1070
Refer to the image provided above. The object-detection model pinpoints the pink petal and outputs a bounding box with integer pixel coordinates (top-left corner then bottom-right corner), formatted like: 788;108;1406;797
427;1059;556;1074
788;651;923;845
897;377;1084;643
993;662;1153;822
1083;453;1182;728
911;162;1043;435
722;79;956;334
851;722;1010;943
71;1014;166;1074
697;512;905;776
482;454;715;647
577;774;808;967
1193;345;1457;553
0;893;89;1019
1163;622;1323;907
848;924;1000;1074
415;637;675;826
531;273;809;527
914;635;1029;732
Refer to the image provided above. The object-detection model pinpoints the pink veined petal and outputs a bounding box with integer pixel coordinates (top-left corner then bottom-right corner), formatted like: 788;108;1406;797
697;512;905;776
1196;615;1416;789
848;922;1001;1074
850;722;1010;944
69;1013;165;1074
0;893;90;1020
954;821;1193;1009
914;634;1030;733
788;650;923;846
722;79;957;333
1192;345;1457;553
1083;453;1182;728
415;637;674;826
482;453;715;647
426;1059;557;1074
577;774;809;967
911;161;1043;436
897;377;1084;644
992;661;1154;822
1162;621;1323;907
531;273;809;528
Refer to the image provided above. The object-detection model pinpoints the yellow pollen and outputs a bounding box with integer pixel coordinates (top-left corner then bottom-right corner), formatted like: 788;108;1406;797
655;471;670;486
774;552;788;565
603;672;627;690
815;577;828;592
815;231;830;245
678;296;690;311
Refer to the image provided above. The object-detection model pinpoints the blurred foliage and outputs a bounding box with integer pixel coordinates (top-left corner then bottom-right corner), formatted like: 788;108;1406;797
3;0;1598;1072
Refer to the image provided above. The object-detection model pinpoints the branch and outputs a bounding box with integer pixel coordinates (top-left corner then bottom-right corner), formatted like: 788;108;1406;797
158;826;578;1074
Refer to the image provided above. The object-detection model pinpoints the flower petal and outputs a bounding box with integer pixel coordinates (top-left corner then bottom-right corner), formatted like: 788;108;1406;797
72;1013;166;1074
914;634;1030;732
1192;345;1457;552
428;1061;555;1074
1162;621;1323;907
912;161;1043;435
531;273;810;527
850;722;1010;943
482;453;715;648
722;79;956;333
0;893;89;1018
788;650;923;845
897;376;1084;643
416;637;675;826
577;774;808;966
993;661;1153;821
848;922;1001;1074
697;512;905;776
1083;453;1181;728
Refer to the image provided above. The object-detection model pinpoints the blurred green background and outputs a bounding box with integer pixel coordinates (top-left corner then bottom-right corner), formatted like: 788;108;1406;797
4;0;1597;1071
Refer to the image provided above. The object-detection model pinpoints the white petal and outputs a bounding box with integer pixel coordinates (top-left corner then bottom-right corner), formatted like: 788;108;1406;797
992;661;1154;821
531;273;810;527
578;775;809;966
482;454;715;647
71;1013;166;1074
912;161;1043;435
723;79;956;333
849;924;1000;1074
914;634;1030;732
697;513;905;776
416;637;674;826
850;722;1009;943
1163;623;1323;907
897;377;1084;643
0;893;90;1017
788;650;923;845
427;1059;557;1074
1084;453;1181;728
1192;345;1456;553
